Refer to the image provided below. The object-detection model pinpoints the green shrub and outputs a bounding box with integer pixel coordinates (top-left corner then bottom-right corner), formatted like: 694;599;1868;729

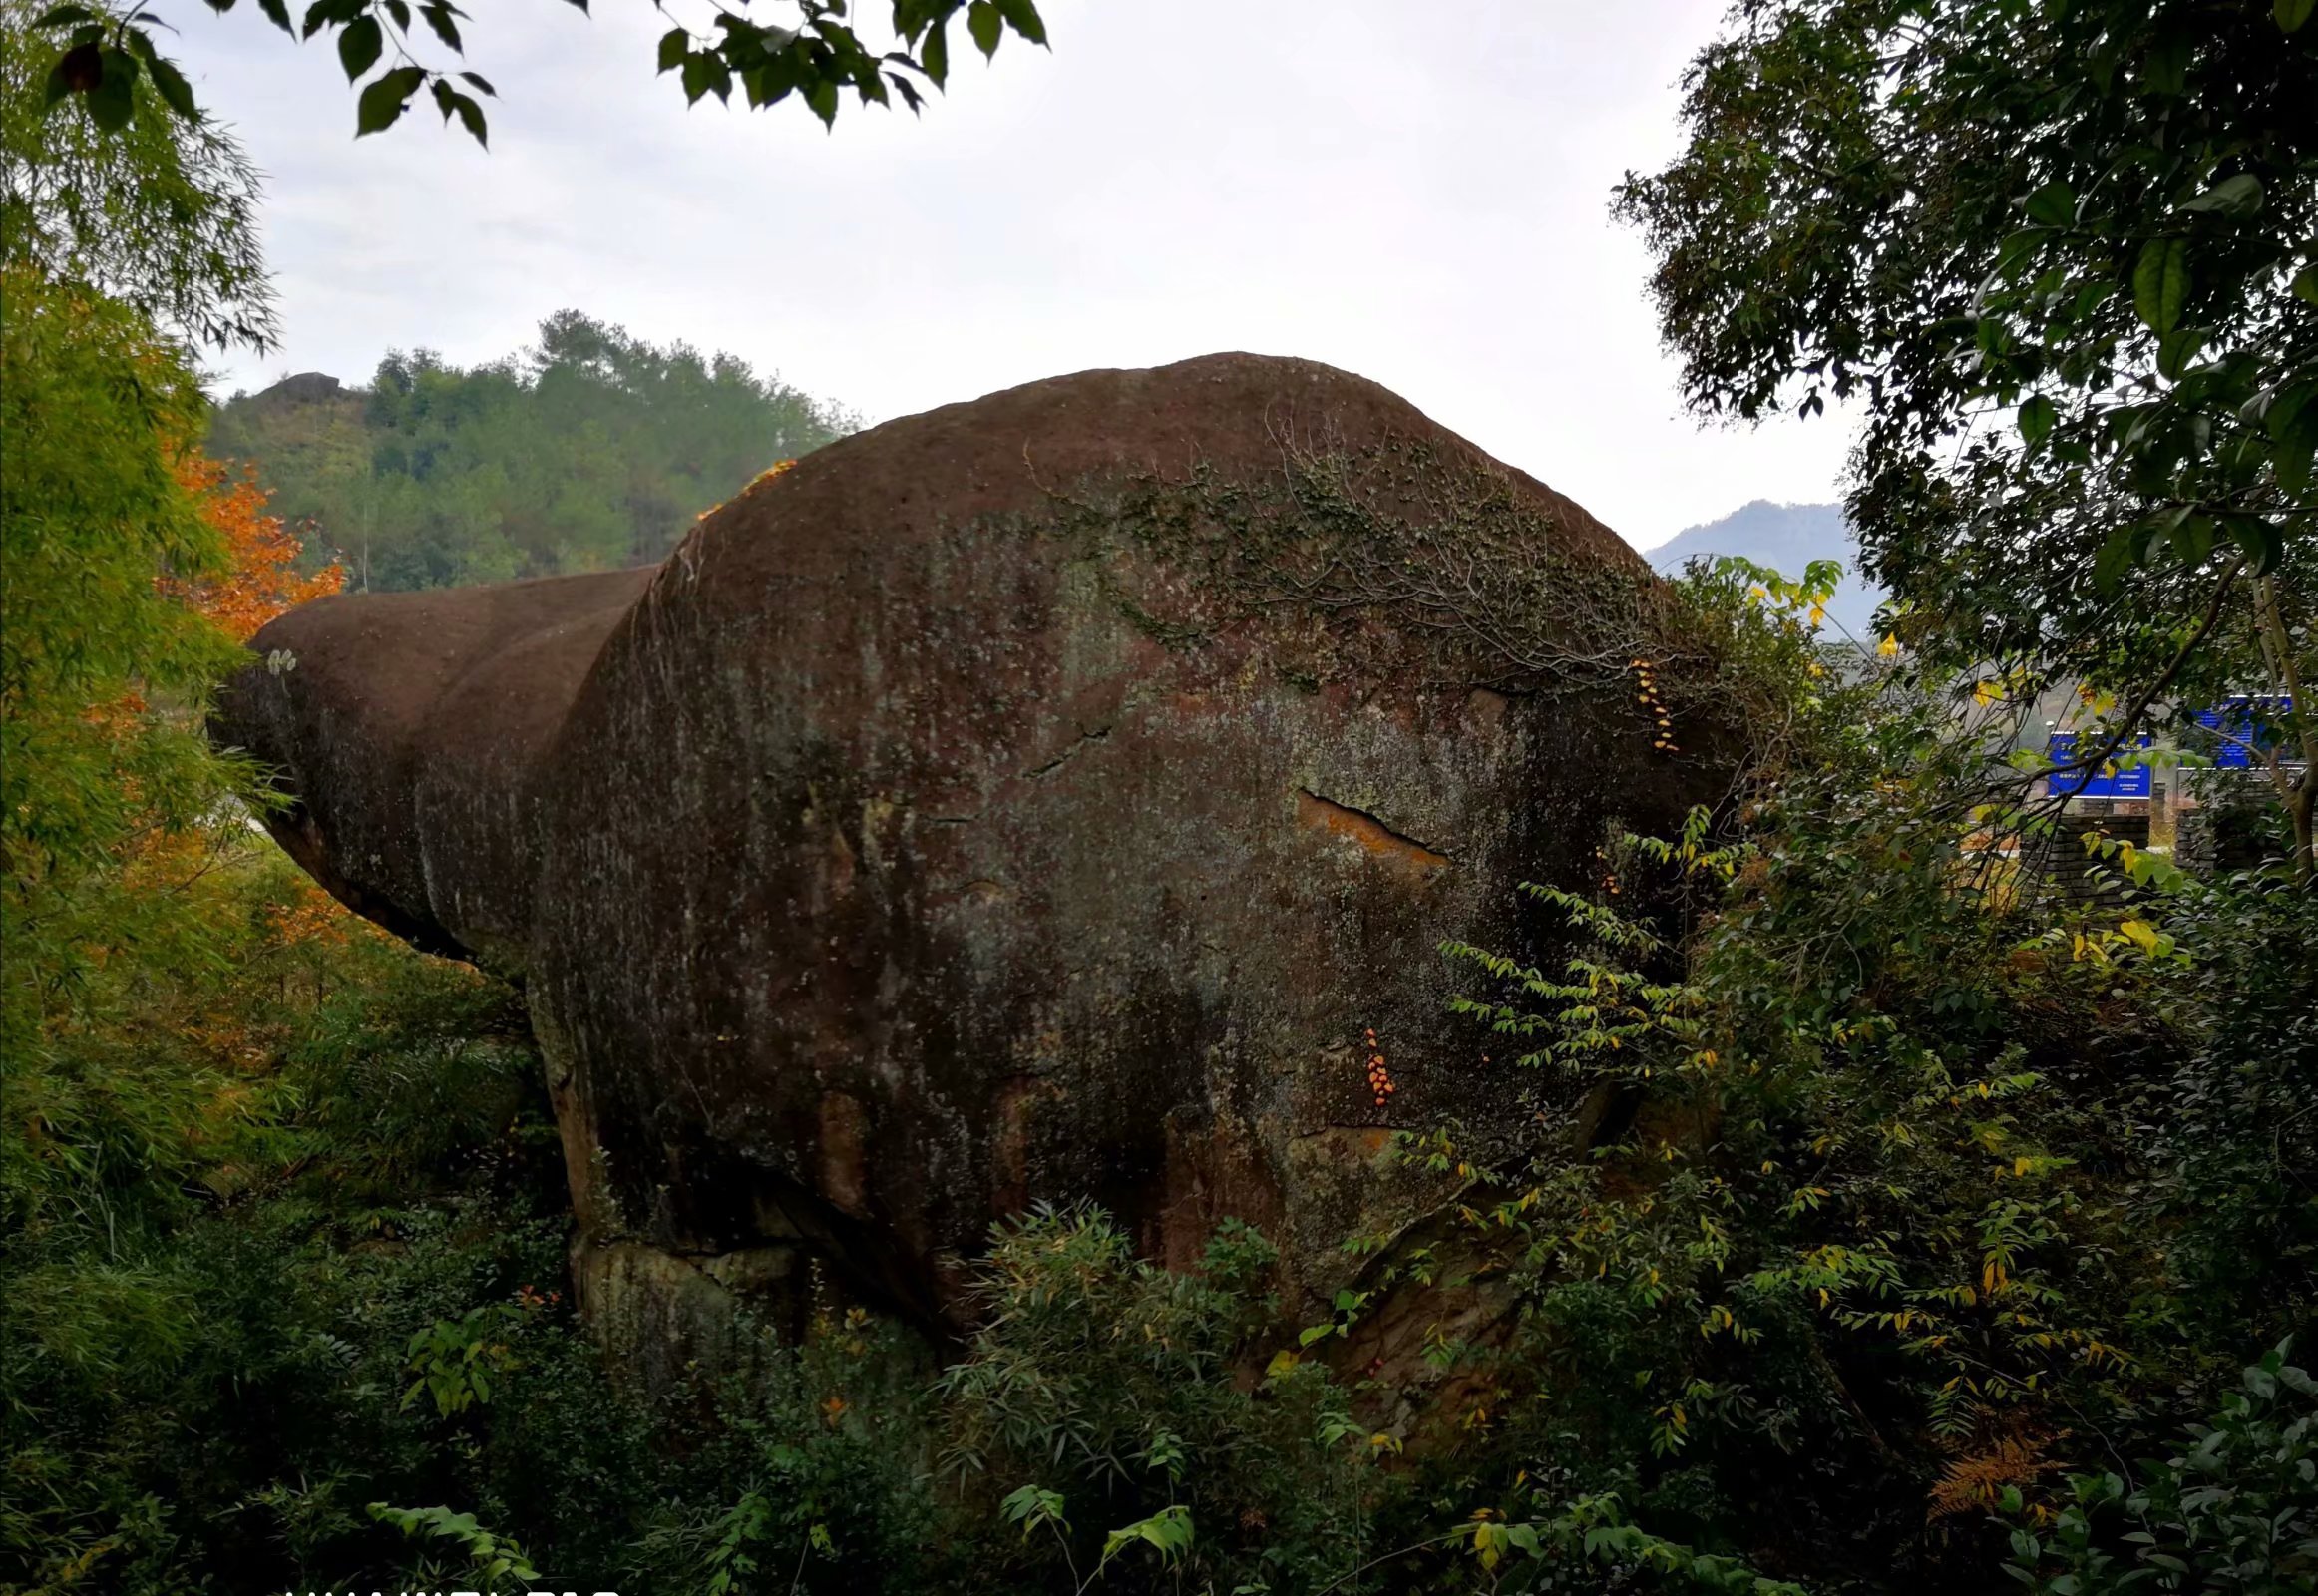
2004;1345;2318;1594
937;1206;1385;1594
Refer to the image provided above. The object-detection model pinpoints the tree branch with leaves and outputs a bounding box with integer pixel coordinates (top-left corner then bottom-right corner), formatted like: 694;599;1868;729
29;0;1047;148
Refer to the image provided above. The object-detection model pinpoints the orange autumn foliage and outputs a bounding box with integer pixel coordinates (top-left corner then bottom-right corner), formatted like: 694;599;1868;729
170;451;345;641
264;872;370;951
1927;1427;2064;1522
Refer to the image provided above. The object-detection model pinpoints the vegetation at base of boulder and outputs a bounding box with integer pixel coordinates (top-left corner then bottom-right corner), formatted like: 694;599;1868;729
0;851;1789;1592
204;309;858;591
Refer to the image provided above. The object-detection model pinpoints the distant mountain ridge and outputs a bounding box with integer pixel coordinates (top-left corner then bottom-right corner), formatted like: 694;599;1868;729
1643;500;1885;639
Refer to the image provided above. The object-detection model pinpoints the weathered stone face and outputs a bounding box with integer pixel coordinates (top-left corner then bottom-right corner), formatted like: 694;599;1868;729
217;353;1725;1348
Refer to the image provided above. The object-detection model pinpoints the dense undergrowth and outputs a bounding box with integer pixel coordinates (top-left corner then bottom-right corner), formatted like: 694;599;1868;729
6;574;2314;1595
4;269;2312;1592
0;843;1387;1589
7;1;2316;1581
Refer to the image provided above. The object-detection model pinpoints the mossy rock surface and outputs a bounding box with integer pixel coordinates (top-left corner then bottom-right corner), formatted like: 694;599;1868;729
218;353;1733;1352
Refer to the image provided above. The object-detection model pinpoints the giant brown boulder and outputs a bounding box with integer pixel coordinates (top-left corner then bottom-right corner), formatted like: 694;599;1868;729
216;353;1727;1361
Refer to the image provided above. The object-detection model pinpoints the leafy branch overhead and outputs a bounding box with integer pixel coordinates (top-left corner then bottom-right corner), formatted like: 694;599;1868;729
31;0;1047;147
1615;0;2318;873
1616;0;2318;606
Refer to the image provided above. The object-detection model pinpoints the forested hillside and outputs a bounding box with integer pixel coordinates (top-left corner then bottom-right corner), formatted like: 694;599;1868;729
205;310;857;592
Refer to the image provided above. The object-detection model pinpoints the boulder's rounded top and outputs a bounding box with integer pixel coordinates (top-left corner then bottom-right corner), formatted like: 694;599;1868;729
667;351;1643;590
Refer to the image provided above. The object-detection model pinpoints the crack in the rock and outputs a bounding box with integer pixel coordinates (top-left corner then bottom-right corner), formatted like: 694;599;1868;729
1297;789;1452;873
1026;724;1113;779
922;725;1116;826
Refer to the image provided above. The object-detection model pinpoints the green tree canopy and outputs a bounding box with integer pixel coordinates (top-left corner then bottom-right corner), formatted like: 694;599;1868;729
2;0;279;1054
206;310;858;591
0;270;244;1050
1615;0;2318;871
1;0;274;349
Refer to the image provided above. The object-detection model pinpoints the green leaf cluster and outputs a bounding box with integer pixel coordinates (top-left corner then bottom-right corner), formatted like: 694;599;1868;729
27;0;1047;147
1615;0;2318;871
0;271;244;1055
367;1503;542;1585
2004;1345;2318;1592
1;0;275;350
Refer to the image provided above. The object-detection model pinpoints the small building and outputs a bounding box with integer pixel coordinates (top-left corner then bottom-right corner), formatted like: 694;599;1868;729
2037;694;2299;874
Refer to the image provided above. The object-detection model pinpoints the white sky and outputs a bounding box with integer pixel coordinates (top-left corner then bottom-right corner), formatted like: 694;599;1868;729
171;0;1855;552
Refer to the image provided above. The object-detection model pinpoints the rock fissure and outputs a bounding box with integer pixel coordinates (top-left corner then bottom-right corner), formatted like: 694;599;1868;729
1295;789;1452;875
1024;724;1113;779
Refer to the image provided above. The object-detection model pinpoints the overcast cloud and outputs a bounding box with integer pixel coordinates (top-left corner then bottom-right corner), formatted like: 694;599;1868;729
170;0;1854;552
